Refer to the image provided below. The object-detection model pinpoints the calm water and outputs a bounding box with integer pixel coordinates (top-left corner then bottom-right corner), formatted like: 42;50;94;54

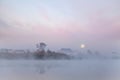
0;60;120;80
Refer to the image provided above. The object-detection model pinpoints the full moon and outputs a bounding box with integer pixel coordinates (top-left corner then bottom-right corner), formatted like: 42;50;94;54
80;44;85;48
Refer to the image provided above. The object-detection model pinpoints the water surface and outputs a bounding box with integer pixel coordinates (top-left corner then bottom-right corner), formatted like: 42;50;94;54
0;60;120;80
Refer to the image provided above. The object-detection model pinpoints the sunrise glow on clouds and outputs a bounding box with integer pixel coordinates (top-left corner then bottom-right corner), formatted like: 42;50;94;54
0;0;120;52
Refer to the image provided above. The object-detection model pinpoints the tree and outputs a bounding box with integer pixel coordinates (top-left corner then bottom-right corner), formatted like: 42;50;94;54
34;42;47;59
87;49;92;55
36;42;47;51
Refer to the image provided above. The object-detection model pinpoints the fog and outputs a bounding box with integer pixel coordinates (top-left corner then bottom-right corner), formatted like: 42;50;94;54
0;0;120;80
0;60;120;80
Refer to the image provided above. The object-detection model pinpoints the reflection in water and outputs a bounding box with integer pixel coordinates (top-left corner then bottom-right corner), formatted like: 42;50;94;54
0;60;119;80
35;62;62;74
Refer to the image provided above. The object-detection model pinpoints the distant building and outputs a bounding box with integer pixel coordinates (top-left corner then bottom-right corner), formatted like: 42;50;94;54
14;50;25;54
58;48;73;55
0;49;13;53
61;48;72;52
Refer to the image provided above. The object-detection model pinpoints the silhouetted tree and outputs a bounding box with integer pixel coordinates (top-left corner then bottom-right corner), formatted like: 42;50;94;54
35;49;46;59
36;42;47;51
87;50;92;55
34;42;47;59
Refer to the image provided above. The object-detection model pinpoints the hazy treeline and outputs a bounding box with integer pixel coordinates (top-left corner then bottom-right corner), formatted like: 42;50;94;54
0;42;120;60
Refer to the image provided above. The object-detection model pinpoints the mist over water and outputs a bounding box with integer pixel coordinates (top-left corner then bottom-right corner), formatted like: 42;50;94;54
0;0;120;80
0;60;120;80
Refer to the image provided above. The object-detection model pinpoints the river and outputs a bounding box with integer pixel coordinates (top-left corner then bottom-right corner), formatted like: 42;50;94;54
0;60;120;80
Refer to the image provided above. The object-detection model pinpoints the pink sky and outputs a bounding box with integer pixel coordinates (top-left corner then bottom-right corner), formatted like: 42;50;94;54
0;0;120;53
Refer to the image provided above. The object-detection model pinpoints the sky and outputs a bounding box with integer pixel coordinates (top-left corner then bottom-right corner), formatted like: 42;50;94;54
0;0;120;53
